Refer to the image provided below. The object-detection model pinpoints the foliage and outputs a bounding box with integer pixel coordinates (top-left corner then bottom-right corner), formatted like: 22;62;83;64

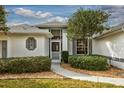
68;55;108;71
61;51;69;63
67;9;110;54
0;79;122;88
0;56;51;73
67;8;110;39
0;5;9;32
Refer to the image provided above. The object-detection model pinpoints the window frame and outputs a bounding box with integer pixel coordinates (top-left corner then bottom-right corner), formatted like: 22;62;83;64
76;39;88;54
26;37;37;51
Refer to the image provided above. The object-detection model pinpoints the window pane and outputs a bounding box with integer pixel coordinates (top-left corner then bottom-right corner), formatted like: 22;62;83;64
51;30;60;40
52;42;59;52
26;37;36;50
77;39;87;54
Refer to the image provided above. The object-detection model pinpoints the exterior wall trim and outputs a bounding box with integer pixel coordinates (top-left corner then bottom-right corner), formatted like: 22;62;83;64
99;55;124;63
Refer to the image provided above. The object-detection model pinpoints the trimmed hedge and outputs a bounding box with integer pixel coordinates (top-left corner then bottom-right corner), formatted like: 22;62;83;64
61;51;69;63
68;55;109;71
0;56;51;73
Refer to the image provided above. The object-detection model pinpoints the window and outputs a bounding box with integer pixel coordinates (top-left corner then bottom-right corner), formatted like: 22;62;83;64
77;39;88;54
51;30;61;40
26;37;36;50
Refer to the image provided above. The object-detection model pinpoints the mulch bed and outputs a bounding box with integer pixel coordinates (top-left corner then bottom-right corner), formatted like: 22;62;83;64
61;63;124;78
0;71;64;79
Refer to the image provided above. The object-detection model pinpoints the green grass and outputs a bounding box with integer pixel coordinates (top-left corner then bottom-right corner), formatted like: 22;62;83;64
0;79;123;88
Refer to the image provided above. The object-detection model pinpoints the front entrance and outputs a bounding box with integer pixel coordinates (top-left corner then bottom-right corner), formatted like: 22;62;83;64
49;28;62;63
51;41;61;62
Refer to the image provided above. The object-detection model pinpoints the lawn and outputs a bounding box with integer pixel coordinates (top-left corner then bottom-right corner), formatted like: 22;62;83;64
0;79;123;88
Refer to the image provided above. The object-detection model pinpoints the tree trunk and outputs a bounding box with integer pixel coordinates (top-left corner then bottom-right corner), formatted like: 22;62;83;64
88;37;92;55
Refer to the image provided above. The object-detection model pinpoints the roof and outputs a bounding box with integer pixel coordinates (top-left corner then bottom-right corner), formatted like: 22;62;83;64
9;24;46;33
36;21;67;28
1;24;53;38
93;23;124;39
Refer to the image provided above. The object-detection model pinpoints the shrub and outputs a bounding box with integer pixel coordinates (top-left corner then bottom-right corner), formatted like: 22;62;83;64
68;55;108;71
61;51;69;63
0;56;51;73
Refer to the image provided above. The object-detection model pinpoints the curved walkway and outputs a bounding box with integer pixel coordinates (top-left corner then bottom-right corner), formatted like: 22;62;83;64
51;63;124;86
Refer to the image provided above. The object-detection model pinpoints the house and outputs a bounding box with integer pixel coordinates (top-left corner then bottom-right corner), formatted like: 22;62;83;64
92;23;124;69
0;21;124;69
0;24;52;58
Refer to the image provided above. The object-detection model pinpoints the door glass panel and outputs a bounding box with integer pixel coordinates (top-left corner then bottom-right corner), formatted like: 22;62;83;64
52;42;59;52
51;42;60;60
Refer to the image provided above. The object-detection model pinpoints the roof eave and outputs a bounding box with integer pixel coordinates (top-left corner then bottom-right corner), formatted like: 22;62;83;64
37;25;67;28
93;28;123;39
7;32;53;38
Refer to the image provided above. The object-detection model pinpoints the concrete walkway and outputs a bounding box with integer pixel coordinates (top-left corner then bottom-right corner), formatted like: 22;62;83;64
51;63;124;86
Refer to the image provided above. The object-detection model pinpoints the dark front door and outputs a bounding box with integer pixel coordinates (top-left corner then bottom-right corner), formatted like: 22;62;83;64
2;40;7;58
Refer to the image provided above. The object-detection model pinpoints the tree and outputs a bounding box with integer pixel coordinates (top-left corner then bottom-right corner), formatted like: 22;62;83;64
0;5;8;32
67;8;110;55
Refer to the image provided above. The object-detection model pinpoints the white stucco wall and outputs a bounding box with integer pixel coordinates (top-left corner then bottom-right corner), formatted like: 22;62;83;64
93;32;124;58
42;37;49;56
61;29;74;55
62;29;68;51
7;37;11;58
92;32;124;69
68;39;73;55
8;35;49;57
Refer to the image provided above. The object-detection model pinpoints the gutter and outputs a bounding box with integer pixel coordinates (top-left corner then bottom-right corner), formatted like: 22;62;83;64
6;31;53;38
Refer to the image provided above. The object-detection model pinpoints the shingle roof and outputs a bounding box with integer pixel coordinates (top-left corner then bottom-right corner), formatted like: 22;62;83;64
9;24;46;33
7;24;53;38
93;23;124;39
36;21;67;28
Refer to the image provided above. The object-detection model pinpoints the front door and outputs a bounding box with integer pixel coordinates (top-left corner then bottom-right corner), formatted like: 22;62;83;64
2;40;7;58
51;41;61;62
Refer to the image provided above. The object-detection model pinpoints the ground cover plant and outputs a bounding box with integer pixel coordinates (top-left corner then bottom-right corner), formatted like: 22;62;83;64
0;56;51;73
68;55;108;71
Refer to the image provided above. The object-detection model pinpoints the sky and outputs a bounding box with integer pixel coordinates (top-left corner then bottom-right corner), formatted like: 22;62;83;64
5;5;124;27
